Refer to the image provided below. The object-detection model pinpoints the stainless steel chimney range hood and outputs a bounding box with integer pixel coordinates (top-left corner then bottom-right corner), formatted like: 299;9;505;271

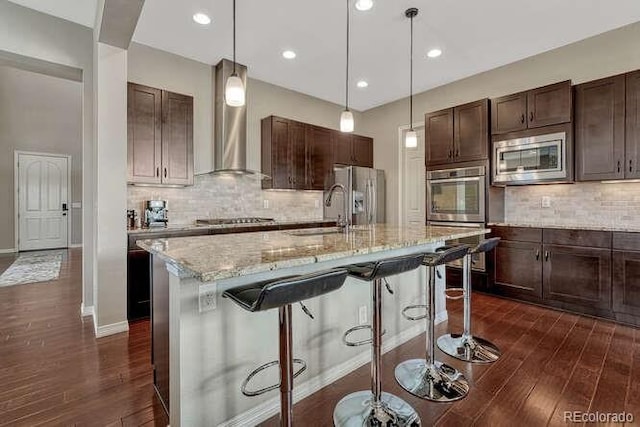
210;58;266;177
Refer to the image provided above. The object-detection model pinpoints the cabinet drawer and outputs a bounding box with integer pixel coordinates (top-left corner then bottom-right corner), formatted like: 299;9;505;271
491;226;542;243
613;232;640;251
543;229;611;248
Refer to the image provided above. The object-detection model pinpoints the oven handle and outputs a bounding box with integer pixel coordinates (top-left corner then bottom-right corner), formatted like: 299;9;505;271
428;176;483;184
428;221;485;228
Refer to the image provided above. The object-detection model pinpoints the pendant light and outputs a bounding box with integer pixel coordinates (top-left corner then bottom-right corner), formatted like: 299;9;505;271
405;7;418;148
340;0;354;133
225;0;245;107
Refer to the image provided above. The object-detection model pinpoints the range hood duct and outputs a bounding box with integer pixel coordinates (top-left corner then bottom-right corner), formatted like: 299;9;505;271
212;59;263;176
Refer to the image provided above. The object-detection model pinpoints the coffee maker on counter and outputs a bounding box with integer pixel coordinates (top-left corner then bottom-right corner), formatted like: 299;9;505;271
144;200;168;228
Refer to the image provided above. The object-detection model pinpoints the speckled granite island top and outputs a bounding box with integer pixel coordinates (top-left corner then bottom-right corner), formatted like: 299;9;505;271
137;224;489;282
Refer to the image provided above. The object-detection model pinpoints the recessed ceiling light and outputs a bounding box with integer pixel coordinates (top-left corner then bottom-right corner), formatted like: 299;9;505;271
355;0;374;11
282;50;296;59
357;80;369;88
193;13;211;25
427;48;442;58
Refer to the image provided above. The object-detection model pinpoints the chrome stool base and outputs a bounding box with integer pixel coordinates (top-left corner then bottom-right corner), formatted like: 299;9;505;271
395;359;469;402
437;333;501;364
333;390;421;427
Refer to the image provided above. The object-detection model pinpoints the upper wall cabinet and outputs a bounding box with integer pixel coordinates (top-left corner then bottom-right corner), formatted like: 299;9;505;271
127;83;194;186
262;116;374;190
626;70;640;179
574;75;626;181
425;99;488;167
491;81;572;135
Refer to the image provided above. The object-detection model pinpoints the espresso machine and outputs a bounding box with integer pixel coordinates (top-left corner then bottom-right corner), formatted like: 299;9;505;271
144;200;168;228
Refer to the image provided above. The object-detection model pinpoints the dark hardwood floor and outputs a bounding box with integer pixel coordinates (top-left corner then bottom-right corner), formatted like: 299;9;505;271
0;250;637;426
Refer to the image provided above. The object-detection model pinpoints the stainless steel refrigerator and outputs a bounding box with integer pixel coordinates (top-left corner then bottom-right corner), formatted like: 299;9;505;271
324;165;386;225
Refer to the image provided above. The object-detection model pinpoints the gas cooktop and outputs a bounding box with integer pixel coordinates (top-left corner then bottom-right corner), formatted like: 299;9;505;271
195;217;276;225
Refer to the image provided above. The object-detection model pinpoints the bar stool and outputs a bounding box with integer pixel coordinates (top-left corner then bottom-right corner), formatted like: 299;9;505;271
395;245;471;402
333;253;425;427
437;237;502;364
223;268;348;427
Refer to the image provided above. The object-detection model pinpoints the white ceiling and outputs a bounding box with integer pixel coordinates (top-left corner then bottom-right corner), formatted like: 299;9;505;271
9;0;640;111
7;0;97;28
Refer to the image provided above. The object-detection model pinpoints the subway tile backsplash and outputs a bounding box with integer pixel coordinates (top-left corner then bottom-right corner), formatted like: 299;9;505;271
505;182;640;229
127;174;324;225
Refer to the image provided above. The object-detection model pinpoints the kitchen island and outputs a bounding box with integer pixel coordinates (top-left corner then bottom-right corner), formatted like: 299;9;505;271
137;224;489;426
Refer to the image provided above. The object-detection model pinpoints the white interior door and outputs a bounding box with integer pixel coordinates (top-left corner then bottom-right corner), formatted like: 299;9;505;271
17;153;69;251
401;127;426;226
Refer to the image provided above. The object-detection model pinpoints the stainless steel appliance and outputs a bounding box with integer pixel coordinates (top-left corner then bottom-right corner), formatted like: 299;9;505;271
427;166;485;223
324;165;385;225
195;217;275;225
492;131;568;184
428;221;487;272
144;200;168;228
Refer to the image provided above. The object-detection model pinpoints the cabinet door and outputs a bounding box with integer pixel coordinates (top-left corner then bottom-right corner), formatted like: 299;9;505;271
161;91;194;185
271;118;292;188
334;133;353;165
306;126;334;190
425;108;454;166
352;135;374;167
128;83;162;184
454;99;488;162
290;121;307;189
543;244;611;310
575;75;626;181
493;240;542;299
626;71;640;179
491;92;527;135
527;81;572;128
127;250;151;320
613;250;640;316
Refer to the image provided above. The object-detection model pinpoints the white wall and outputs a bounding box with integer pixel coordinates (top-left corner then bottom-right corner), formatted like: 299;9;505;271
362;21;640;225
0;1;96;310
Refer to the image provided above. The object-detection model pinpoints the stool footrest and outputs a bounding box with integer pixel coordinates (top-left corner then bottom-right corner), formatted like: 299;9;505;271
444;288;465;300
241;358;307;397
342;324;386;347
402;304;429;321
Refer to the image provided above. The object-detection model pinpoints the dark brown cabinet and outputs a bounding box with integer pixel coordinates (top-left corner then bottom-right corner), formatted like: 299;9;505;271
542;244;612;311
613;250;640;316
127;83;194;186
425;99;488;167
493;240;543;299
491;81;571;135
127;249;151;320
262;116;373;190
626;70;640;179
575;75;626;181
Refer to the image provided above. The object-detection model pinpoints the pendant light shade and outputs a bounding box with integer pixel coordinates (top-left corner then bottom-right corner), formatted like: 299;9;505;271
340;110;355;132
340;0;354;133
226;0;245;107
405;130;418;148
225;74;245;106
405;7;418;147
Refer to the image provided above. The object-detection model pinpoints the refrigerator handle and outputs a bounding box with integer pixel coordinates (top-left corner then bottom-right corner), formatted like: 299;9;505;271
370;179;376;224
364;179;370;224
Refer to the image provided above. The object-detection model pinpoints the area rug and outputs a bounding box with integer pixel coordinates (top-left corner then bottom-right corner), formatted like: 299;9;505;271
0;250;65;287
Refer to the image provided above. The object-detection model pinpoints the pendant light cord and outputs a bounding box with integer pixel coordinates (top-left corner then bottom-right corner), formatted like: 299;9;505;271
409;12;414;131
233;0;237;75
345;0;350;111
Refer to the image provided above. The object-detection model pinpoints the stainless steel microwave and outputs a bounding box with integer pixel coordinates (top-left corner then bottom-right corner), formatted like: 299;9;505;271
492;132;567;185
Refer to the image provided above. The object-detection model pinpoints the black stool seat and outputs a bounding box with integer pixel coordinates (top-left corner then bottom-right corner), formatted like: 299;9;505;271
470;237;500;254
223;268;348;312
346;253;426;281
423;245;470;267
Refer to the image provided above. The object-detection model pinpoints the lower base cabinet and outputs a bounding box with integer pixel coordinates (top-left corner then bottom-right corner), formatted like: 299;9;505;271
127;250;151;320
613;250;640;316
493;240;542;299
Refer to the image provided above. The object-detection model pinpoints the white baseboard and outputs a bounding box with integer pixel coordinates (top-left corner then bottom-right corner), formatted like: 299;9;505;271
0;248;17;254
94;320;129;338
80;303;94;317
68;243;83;249
220;310;447;427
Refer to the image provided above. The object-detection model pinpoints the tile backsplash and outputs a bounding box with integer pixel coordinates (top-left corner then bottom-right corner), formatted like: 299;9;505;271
128;174;324;225
505;182;640;228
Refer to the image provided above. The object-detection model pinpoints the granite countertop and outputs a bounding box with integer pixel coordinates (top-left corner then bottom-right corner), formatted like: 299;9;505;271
488;222;640;233
127;219;336;235
137;224;490;282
